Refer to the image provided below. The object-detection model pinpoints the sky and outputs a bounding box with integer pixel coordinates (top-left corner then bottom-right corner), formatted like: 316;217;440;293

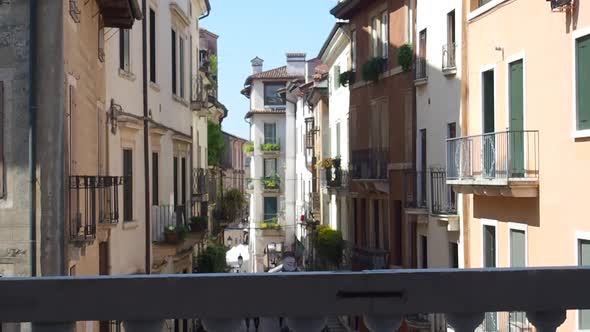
201;0;339;139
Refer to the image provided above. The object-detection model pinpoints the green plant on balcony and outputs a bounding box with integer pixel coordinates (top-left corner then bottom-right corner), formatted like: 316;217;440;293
260;217;280;230
243;141;254;154
339;70;356;87
398;44;413;72
362;57;387;82
261;143;280;152
163;225;188;244
263;175;280;190
195;241;228;273
189;216;207;233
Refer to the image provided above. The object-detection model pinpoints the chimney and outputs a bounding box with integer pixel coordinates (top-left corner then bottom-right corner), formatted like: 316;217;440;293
251;57;264;74
286;53;306;76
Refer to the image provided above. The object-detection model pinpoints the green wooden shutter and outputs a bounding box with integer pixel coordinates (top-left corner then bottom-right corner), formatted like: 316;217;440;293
510;229;526;267
509;60;524;177
483;225;496;268
0;81;4;198
577;35;590;130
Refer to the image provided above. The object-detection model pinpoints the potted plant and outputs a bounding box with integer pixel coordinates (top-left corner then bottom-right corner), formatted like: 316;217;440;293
317;158;333;169
362;57;387;82
164;225;178;244
243;142;254;155
261;143;280;152
339;70;356;87
263;175;280;189
398;44;413;72
190;216;207;232
179;225;189;241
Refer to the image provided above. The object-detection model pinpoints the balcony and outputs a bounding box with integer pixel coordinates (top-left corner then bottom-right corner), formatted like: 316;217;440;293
261;138;281;156
262;175;281;193
192;168;209;202
414;57;428;85
442;43;457;75
431;170;459;231
446;130;539;197
3;267;588;332
344;242;390;271
350;149;388;181
69;175;124;243
404;171;428;214
151;203;191;244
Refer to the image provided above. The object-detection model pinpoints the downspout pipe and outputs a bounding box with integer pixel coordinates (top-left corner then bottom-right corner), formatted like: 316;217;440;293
199;0;211;20
29;0;38;277
142;0;151;274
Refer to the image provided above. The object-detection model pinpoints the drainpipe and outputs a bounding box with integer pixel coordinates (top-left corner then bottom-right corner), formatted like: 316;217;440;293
29;0;38;277
198;0;211;20
460;0;470;268
142;0;152;274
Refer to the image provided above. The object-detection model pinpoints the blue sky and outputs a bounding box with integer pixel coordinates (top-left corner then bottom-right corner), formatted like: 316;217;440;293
202;0;339;139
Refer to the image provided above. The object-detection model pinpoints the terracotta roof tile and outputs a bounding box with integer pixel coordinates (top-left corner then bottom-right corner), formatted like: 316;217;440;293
244;108;286;119
249;66;301;80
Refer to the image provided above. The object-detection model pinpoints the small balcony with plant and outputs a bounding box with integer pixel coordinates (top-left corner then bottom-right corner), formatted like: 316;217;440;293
260;217;281;231
260;138;281;155
339;70;356;87
318;157;348;192
262;174;281;193
361;57;388;83
243;141;254;156
414;57;428;84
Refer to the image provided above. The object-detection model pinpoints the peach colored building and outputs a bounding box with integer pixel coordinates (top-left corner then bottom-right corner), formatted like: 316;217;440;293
447;0;590;330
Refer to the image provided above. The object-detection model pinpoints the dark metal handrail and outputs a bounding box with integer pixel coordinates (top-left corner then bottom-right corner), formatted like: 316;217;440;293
431;170;457;215
415;57;427;80
350;148;388;180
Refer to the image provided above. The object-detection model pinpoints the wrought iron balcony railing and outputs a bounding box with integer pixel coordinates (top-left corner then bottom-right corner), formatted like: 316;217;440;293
191;168;208;197
446;130;539;186
69;175;124;242
350;149;388;180
430;170;457;215
442;43;457;73
2;267;589;332
151;202;191;243
404;171;428;210
415;57;427;81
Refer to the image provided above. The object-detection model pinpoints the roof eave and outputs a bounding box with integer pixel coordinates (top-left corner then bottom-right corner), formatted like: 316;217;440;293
330;0;362;19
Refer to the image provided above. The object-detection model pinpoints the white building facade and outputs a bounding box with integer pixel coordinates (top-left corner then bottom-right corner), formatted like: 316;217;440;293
105;0;210;274
414;0;463;269
243;55;305;272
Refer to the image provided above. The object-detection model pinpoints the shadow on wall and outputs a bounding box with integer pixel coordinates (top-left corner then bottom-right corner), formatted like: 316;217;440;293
473;195;540;227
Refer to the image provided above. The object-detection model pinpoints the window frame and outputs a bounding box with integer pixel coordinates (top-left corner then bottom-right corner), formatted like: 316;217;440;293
263;158;277;178
123;149;133;222
263;196;278;222
573;28;590;138
119;29;131;72
481;219;498;268
508;222;528;267
263;82;286;107
264;122;277;145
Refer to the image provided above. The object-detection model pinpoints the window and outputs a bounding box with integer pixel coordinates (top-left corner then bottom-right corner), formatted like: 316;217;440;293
264;159;277;177
119;29;130;72
264;123;277;144
179;37;185;99
420;235;428;268
351;30;357;71
419;128;427;204
371;17;379;57
173;157;178;207
447;10;456;45
152;152;159;205
263;197;278;221
123;149;133;221
479;0;492;6
483;224;496;268
576;35;590;131
332;65;340;91
482;69;495;133
149;8;156;83
264;83;285;106
381;11;389;59
181;157;187;206
419;29;427;60
510;229;526;267
0;81;4;198
171;29;177;95
449;242;459;268
579;239;590;329
373;200;380;248
336;122;341;157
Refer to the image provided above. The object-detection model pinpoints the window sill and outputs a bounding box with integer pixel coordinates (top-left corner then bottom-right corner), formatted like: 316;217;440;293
467;0;508;21
572;129;590;140
118;69;136;82
172;94;189;107
122;220;139;230
150;81;160;92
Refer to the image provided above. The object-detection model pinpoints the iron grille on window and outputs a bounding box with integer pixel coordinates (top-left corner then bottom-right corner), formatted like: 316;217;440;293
304;117;315;149
69;0;81;23
69;176;124;242
192;168;208;195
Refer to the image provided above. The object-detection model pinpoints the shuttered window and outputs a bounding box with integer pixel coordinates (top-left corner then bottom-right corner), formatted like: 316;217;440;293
171;29;177;95
510;229;526;267
149;8;156;83
0;81;4;198
152;152;159;205
576;35;590;131
123;149;133;221
119;29;130;71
